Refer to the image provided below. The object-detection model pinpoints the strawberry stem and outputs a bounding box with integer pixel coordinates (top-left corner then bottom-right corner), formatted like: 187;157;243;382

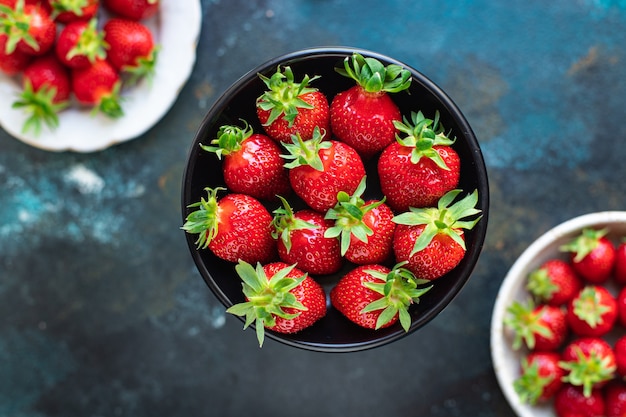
281;126;331;172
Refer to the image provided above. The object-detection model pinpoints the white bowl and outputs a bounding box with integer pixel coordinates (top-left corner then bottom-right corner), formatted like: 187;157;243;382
490;211;626;417
0;0;201;153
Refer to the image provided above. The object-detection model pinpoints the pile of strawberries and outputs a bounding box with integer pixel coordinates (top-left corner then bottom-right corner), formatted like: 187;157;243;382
0;0;159;135
504;227;626;417
183;52;483;347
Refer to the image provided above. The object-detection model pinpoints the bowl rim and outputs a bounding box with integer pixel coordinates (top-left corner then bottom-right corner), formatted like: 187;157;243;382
490;210;626;416
181;46;490;352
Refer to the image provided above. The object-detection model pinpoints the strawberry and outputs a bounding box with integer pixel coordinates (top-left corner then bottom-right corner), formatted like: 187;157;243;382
559;337;616;397
330;263;432;331
46;0;99;23
378;110;461;211
615;239;626;285
526;258;583;307
226;261;326;347
255;65;330;144
504;299;568;351
391;189;482;280
514;351;565;404
330;52;411;159
605;380;626;417
323;176;396;265
200;121;290;201
103;17;157;83
0;0;56;56
560;228;616;284
102;0;158;21
55;18;108;69
566;285;617;337
271;196;342;275
553;385;605;417
281;127;366;212
614;335;626;377
12;52;70;135
0;32;31;74
182;187;277;264
71;58;123;117
616;286;626;328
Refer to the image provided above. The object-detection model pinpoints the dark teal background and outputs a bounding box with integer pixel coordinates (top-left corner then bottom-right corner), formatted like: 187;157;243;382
2;0;626;416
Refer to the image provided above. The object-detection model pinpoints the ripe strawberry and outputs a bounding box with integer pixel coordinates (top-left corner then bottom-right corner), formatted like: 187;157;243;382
55;18;108;69
199;121;290;201
182;187;277;264
514;351;565;404
12;53;70;135
559;337;616;397
554;385;605;417
330;263;432;331
103;17;157;83
0;0;56;56
504;299;568;351
566;285;617;337
281;127;366;212
0;32;31;74
378;110;461;211
392;189;482;280
46;0;99;24
614;335;626;377
615;239;626;285
330;52;411;159
560;228;616;284
255;65;330;144
71;58;123;117
226;261;326;347
526;258;583;307
323;176;395;265
605;380;626;417
271;196;342;275
102;0;158;21
616;286;626;327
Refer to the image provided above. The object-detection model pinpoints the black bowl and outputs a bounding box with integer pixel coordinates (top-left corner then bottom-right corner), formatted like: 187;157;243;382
181;47;489;352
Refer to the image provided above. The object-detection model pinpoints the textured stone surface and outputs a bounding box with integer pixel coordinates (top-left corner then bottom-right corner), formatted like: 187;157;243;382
2;0;626;416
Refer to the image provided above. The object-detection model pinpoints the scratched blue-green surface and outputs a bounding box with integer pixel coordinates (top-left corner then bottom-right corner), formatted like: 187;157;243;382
2;0;626;416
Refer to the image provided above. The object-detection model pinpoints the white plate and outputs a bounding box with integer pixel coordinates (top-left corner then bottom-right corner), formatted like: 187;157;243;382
0;0;202;153
490;211;626;417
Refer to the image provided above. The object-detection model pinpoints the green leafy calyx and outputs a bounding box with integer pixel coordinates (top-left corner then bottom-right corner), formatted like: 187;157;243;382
200;119;253;159
281;126;331;171
503;299;554;350
560;228;608;262
0;0;39;54
12;79;69;136
181;187;225;249
66;18;108;64
335;52;411;93
271;195;319;253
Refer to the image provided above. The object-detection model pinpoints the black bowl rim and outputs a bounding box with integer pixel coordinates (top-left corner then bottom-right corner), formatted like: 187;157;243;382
181;46;490;352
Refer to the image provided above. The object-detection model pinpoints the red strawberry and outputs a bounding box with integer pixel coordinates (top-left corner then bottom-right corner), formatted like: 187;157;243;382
391;189;482;280
514;351;565;404
255;65;330;144
616;286;626;327
182;187;277;264
200;121;290;201
71;58;123;117
559;337;616;397
614;335;626;377
226;261;326;347
0;32;31;74
271;196;342;275
560;228;616;284
526;258;583;307
103;17;157;83
330;263;432;331
378;110;461;211
12;53;70;135
46;0;99;23
330;52;411;159
0;0;56;56
554;385;605;417
323;176;396;265
504;300;568;351
615;239;626;285
55;18;108;69
102;0;158;21
566;285;617;337
606;380;626;417
281;127;366;212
